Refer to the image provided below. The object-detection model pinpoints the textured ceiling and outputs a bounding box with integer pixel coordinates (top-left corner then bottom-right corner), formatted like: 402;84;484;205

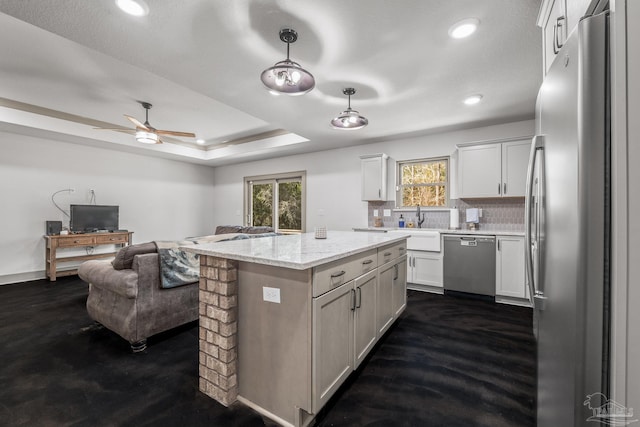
0;0;542;165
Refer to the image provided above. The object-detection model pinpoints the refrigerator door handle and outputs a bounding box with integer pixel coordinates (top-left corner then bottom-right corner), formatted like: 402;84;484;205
525;135;547;310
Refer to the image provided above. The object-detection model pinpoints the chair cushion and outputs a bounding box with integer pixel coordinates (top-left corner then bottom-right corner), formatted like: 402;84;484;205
112;242;157;270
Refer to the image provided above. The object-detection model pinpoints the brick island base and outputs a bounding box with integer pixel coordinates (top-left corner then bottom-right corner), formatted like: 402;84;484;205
198;255;239;407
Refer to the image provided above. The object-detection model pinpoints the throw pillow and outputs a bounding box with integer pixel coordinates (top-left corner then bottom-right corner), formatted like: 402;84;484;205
112;242;157;270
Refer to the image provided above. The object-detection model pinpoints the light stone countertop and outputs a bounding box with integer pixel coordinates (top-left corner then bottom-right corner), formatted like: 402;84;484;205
354;227;525;237
182;230;411;270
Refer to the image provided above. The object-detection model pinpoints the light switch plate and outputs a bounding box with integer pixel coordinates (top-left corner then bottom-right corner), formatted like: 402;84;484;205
373;209;379;216
383;209;391;217
263;286;281;303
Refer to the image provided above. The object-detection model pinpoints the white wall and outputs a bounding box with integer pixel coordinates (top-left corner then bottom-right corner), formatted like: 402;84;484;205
0;130;216;284
211;119;535;232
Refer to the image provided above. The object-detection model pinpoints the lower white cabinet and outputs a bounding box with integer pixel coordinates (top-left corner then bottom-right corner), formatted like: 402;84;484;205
495;235;527;300
393;257;407;316
407;250;443;288
376;254;408;336
313;269;379;411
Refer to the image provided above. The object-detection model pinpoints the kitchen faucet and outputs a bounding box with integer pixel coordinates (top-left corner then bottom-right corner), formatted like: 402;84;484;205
416;205;425;228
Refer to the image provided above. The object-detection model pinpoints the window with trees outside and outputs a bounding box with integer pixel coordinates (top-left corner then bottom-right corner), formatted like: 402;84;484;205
244;171;306;233
396;157;449;208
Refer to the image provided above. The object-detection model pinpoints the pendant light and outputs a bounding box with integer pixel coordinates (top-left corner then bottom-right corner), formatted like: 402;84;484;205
260;28;315;96
330;88;368;130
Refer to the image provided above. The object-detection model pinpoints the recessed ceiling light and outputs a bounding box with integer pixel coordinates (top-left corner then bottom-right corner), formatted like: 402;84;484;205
115;0;149;17
448;18;480;39
196;139;206;145
463;94;483;105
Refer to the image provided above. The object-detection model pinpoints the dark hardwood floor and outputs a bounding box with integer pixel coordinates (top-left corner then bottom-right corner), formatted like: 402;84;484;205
0;277;534;427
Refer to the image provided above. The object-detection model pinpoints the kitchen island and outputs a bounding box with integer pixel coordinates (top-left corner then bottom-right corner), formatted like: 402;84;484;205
183;231;409;427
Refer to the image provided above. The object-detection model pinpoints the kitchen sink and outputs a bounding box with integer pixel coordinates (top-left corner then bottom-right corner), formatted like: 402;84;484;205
388;229;440;251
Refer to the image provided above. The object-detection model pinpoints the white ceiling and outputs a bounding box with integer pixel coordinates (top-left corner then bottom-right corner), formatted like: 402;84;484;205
0;0;542;166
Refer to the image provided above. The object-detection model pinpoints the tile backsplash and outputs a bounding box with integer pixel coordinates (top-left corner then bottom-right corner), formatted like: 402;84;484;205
367;198;525;231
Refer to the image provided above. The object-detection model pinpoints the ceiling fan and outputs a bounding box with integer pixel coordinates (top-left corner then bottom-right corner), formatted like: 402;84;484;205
96;101;196;144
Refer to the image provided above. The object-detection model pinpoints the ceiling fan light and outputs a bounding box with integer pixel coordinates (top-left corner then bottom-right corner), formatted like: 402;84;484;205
136;130;158;144
115;0;149;17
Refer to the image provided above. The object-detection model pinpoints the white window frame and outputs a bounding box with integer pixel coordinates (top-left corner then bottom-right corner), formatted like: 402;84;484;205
396;157;450;209
244;171;306;233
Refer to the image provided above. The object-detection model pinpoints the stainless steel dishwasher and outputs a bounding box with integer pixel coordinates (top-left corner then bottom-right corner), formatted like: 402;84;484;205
443;234;496;297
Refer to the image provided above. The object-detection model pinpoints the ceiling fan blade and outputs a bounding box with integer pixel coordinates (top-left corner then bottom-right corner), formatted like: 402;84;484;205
156;130;196;138
124;114;149;130
93;127;135;133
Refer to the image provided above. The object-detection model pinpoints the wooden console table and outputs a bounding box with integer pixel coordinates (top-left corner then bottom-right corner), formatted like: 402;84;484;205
44;231;133;281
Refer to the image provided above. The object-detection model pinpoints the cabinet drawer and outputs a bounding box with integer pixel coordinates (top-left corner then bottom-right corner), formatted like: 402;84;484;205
377;241;407;265
94;234;128;244
313;249;377;297
57;235;95;247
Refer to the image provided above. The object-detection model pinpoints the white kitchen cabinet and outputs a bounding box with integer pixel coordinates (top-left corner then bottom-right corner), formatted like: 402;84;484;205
457;139;531;198
495;235;528;301
407;250;443;288
376;261;395;336
392;257;407;317
312;280;354;411
353;270;378;368
538;0;593;75
312;268;379;410
360;153;388;201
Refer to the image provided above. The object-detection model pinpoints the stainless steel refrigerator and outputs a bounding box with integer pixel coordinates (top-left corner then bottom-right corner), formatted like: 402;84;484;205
525;11;611;427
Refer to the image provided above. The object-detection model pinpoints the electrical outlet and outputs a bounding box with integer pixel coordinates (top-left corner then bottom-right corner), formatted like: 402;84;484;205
373;209;379;217
263;286;281;304
479;208;483;217
383;209;391;217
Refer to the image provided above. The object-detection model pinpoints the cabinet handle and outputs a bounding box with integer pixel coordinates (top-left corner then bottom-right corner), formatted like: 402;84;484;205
356;287;362;308
393;264;398;281
503;183;507;194
384;252;392;257
498;240;501;251
362;259;373;265
331;270;346;278
498;183;501;195
351;289;356;311
378;189;381;198
554;16;566;53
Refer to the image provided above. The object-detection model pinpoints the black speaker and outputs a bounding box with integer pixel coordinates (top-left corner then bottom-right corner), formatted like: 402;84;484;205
46;220;62;236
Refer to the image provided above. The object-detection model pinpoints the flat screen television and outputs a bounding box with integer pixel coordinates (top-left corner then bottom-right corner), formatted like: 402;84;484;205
70;205;119;233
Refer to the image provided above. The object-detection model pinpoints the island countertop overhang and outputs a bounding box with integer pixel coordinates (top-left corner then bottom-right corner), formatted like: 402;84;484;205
182;230;410;270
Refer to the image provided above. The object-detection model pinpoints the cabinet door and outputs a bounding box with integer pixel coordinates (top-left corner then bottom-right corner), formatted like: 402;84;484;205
312;282;354;412
353;270;378;368
377;262;395;336
502;140;531;197
542;0;566;74
496;236;526;298
392;257;407;317
457;144;501;198
409;250;443;287
361;155;387;201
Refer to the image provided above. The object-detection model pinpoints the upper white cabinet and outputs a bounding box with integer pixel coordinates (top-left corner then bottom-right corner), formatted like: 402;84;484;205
538;0;593;75
457;139;531;198
360;153;388;201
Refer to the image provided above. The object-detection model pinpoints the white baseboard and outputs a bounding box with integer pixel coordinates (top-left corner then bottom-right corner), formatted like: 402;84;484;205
0;270;46;286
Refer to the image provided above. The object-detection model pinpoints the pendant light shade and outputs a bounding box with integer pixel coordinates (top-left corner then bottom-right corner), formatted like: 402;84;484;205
331;88;368;130
261;29;315;96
